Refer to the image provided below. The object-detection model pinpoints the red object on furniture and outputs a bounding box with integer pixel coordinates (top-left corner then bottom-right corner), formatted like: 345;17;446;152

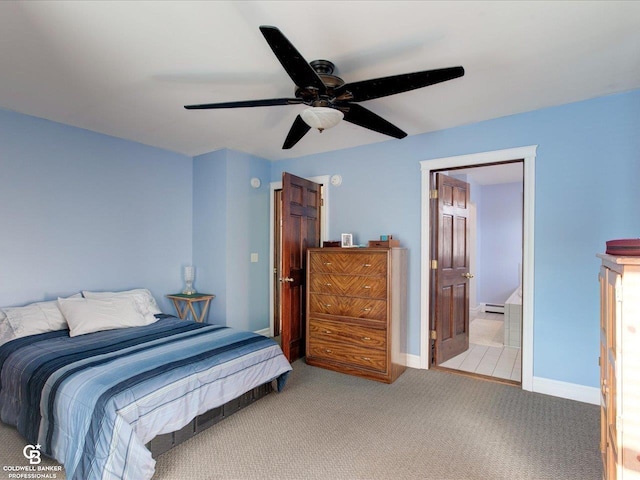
606;239;640;256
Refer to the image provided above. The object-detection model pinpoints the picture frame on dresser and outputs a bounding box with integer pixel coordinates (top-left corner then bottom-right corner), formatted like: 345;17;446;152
341;233;353;248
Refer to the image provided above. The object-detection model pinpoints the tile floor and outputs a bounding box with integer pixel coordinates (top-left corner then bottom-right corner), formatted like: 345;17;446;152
439;312;522;383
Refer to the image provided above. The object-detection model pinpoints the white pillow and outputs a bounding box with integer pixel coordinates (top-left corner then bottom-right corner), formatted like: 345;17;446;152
82;289;161;324
58;296;156;337
1;293;82;341
0;311;15;346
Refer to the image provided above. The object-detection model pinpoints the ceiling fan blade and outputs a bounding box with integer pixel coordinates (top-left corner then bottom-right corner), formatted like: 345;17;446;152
184;98;303;109
259;26;327;94
341;103;407;139
335;66;464;102
283;115;311;149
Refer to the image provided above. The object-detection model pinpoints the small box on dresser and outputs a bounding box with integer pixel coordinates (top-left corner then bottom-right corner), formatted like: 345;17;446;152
305;247;408;383
598;253;640;479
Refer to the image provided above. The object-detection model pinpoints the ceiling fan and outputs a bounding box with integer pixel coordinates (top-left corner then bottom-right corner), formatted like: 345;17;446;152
184;26;464;149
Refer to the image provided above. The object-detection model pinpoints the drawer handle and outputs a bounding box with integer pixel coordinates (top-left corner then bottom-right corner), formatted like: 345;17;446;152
362;336;371;341
362;357;371;361
362;307;372;311
323;262;332;265
363;285;371;289
362;263;372;267
323;330;332;334
324;304;332;308
324;349;332;353
325;283;332;286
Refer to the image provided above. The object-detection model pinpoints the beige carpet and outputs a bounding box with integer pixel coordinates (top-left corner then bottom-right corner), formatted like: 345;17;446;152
0;360;601;480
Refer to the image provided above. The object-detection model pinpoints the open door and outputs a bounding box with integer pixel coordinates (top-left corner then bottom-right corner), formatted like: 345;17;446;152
280;172;321;362
431;172;472;365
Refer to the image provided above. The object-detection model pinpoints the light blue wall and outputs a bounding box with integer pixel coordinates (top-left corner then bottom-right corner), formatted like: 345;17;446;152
477;182;523;305
272;89;640;388
193;149;227;323
3;88;639;391
0;109;193;313
192;149;271;331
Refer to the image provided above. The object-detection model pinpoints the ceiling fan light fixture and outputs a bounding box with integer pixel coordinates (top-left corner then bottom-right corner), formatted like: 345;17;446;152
300;107;343;132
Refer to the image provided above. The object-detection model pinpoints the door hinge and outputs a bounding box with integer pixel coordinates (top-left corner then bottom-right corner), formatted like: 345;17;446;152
430;189;438;199
430;330;437;340
431;259;438;270
321;197;324;207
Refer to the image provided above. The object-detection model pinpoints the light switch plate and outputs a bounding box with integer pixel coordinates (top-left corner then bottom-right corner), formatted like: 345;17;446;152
251;253;258;263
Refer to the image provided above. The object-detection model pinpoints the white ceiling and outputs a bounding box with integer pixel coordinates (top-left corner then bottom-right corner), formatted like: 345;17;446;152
1;1;638;161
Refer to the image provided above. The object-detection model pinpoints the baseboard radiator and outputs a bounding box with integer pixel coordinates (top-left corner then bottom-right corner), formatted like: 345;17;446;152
482;303;505;314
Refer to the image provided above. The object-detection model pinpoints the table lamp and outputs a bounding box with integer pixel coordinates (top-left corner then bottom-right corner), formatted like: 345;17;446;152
183;265;196;295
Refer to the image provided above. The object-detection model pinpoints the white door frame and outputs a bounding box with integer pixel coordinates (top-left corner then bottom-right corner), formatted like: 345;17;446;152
268;175;330;337
420;146;537;391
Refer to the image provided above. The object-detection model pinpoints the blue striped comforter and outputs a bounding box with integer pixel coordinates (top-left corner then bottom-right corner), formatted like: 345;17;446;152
0;317;292;480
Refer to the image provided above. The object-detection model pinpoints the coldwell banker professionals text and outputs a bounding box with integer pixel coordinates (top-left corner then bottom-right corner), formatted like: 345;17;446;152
3;465;62;479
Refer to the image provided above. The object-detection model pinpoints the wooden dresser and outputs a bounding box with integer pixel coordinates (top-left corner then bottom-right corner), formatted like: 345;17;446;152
598;254;640;480
305;247;407;383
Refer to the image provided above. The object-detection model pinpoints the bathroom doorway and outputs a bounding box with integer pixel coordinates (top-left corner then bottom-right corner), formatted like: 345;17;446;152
420;145;537;391
435;162;524;384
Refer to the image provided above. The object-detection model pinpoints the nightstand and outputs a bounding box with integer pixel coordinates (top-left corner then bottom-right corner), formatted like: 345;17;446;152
166;293;215;323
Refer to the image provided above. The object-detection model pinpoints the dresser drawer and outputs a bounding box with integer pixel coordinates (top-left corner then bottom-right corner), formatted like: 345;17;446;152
309;252;387;275
309;273;387;298
308;337;387;372
308;293;387;321
308;318;386;350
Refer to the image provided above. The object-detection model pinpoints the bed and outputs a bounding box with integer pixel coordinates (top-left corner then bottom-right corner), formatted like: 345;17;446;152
0;292;291;480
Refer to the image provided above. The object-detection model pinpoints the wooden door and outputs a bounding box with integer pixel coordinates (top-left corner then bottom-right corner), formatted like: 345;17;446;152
280;172;321;362
432;173;471;365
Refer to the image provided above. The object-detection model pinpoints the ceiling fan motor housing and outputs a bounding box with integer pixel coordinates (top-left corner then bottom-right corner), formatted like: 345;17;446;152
310;59;335;75
295;60;346;106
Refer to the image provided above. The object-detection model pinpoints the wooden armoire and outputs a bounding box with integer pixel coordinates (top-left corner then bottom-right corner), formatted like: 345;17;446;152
598;254;640;479
305;247;407;383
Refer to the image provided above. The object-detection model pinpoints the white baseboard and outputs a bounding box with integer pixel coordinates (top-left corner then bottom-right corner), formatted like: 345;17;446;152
532;376;599;405
404;356;599;405
254;327;271;337
406;353;422;369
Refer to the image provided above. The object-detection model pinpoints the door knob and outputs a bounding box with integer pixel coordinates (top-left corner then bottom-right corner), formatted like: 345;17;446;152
461;273;474;279
280;277;294;283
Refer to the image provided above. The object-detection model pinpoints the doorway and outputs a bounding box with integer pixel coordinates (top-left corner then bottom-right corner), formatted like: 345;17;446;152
433;163;524;384
420;146;537;391
268;174;331;343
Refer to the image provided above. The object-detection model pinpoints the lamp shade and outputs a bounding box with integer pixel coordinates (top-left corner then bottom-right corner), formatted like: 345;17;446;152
300;107;344;131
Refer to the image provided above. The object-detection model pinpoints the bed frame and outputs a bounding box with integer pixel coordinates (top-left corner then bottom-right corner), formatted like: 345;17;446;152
146;381;273;457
